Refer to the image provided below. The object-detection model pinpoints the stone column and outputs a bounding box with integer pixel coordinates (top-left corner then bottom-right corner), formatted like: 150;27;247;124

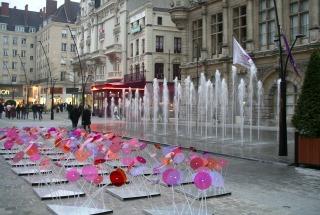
309;0;319;42
201;5;208;60
222;0;229;56
246;0;254;51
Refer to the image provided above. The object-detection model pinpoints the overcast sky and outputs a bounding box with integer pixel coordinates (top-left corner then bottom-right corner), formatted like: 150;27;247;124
6;0;80;12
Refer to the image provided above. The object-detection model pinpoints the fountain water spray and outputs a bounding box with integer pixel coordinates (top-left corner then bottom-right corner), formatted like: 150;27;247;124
257;81;264;140
215;70;221;140
174;78;181;135
249;65;257;142
163;78;169;135
153;79;159;133
220;79;228;138
238;79;246;146
231;66;237;140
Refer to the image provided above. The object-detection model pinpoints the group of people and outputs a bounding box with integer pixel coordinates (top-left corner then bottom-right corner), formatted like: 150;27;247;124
0;103;30;120
67;103;92;132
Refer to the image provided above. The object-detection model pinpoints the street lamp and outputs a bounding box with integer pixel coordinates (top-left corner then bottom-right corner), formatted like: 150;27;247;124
38;40;54;120
273;0;304;156
66;24;85;111
17;54;29;106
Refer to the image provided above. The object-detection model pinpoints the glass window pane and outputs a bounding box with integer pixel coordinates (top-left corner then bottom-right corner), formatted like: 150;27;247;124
301;0;309;12
260;0;267;11
260;11;267;22
233;8;239;17
233;18;239;27
240;6;246;15
290;2;298;14
268;9;275;20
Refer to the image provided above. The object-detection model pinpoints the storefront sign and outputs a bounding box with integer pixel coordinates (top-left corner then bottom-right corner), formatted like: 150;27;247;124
0;89;10;95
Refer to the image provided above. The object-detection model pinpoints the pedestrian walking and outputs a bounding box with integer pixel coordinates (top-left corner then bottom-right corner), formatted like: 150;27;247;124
16;104;21;119
70;106;81;128
0;102;4;119
38;104;43;120
10;105;16;119
25;104;29;119
32;104;37;120
82;105;92;132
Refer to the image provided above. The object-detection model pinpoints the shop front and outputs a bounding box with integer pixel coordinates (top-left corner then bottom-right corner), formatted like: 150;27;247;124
0;84;24;104
92;82;145;117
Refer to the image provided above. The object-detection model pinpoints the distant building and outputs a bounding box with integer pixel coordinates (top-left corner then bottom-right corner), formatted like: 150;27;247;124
0;2;41;103
35;0;80;106
0;0;80;107
74;0;185;116
169;0;320;123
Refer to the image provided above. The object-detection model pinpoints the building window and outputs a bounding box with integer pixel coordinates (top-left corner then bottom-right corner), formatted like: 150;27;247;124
136;39;139;56
3;36;8;45
71;44;76;52
173;64;181;80
3;61;8;69
142;62;145;73
3;49;8;56
21;50;26;57
154;63;164;79
0;23;7;31
174;37;182;54
192;19;202;58
142;39;145;53
13;37;18;45
12;75;17;82
290;0;309;40
12;62;17;69
259;0;275;46
61;43;67;51
156;36;164;52
15;25;25;32
61;71;66;81
30;68;33;73
71;30;76;39
130;43;133;57
30;56;33;60
135;64;140;73
21;62;26;70
21;38;26;45
233;5;247;47
62;30;67;38
157;17;163;25
12;50;17;57
211;13;223;55
30;44;34;48
29;27;36;33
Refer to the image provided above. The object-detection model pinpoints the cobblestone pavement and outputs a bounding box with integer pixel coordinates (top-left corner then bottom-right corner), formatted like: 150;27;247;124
0;115;320;215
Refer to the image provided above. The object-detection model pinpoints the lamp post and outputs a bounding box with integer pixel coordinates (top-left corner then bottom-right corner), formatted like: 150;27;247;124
38;40;54;120
66;25;85;112
273;0;304;156
4;64;14;100
273;0;287;156
17;54;29;106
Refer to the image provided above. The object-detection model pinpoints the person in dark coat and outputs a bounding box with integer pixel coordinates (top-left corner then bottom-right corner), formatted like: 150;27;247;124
38;104;43;120
67;103;73;119
70;106;81;128
0;102;4;119
82;105;92;132
32;104;37;120
16;104;21;119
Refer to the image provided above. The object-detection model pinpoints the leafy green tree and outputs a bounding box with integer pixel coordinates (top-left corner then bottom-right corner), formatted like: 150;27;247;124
292;50;320;137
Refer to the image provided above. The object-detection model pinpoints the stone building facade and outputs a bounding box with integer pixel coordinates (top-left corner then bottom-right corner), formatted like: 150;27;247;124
35;0;79;106
0;2;41;104
169;0;320;124
127;1;187;85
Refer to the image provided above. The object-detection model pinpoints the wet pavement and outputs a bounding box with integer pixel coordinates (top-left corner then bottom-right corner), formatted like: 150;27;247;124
0;114;319;215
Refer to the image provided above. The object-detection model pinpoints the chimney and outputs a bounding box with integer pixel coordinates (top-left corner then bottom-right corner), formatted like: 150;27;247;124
25;4;28;25
1;2;9;16
46;0;57;16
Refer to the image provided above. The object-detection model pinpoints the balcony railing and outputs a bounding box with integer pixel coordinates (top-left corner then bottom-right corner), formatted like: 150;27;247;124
124;71;146;84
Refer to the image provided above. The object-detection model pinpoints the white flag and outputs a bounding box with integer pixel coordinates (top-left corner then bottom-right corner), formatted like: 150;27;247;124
233;37;255;69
